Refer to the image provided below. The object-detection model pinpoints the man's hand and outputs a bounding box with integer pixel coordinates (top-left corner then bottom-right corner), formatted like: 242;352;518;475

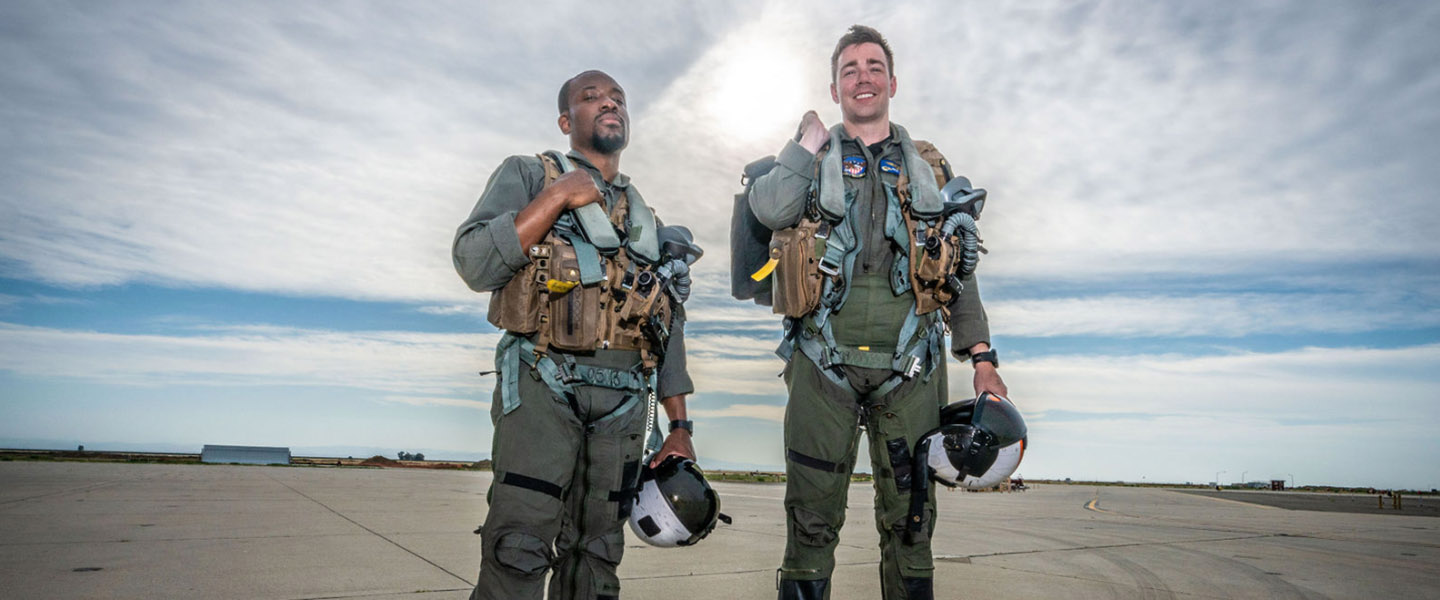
649;429;695;468
796;110;828;154
552;170;603;210
973;362;1008;398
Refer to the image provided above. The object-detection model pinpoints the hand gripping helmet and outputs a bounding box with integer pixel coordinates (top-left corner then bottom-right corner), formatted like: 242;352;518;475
628;456;726;547
919;392;1028;490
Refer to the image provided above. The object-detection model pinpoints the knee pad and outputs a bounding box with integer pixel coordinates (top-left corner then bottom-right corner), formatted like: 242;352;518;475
582;531;625;567
489;531;553;577
789;506;838;547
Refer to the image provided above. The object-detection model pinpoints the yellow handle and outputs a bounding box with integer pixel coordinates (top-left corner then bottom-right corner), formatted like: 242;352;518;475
750;257;779;281
545;279;578;294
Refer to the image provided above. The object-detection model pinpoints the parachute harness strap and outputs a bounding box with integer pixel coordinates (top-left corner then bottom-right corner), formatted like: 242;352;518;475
783;127;947;394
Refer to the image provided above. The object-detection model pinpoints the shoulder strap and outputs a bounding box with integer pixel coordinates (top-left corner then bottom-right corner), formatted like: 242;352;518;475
624;186;659;264
539;150;622;253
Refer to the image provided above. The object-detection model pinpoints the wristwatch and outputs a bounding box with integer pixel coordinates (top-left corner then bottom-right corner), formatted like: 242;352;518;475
970;349;999;368
669;419;694;435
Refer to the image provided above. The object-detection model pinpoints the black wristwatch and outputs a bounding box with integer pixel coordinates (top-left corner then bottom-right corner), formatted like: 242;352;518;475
669;419;694;435
971;349;999;369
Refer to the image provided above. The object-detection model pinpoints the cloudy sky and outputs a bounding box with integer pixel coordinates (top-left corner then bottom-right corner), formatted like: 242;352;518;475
2;1;1437;489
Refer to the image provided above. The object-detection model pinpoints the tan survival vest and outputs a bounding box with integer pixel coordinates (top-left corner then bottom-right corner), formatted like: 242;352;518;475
487;153;672;370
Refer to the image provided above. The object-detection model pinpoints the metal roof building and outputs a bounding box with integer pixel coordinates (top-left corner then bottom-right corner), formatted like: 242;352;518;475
200;445;291;465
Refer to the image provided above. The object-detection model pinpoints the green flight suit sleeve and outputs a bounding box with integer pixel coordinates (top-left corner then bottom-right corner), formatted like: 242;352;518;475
656;305;694;398
452;155;546;292
747;140;816;230
948;272;991;360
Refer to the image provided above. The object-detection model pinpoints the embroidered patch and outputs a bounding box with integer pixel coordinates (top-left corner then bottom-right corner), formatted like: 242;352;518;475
843;156;867;178
878;158;900;175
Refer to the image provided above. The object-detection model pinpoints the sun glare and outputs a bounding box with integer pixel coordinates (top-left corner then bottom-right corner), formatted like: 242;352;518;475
704;42;808;144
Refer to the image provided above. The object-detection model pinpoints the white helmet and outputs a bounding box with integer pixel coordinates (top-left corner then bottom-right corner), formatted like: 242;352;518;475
920;392;1028;490
628;456;726;547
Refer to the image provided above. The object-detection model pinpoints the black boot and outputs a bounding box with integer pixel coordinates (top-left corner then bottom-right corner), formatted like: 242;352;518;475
902;577;933;600
777;578;829;600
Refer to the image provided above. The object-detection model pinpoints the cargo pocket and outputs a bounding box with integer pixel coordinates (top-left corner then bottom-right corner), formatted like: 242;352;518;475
487;261;542;333
544;245;602;352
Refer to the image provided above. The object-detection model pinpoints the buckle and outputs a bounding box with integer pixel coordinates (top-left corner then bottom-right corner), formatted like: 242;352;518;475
817;257;841;277
905;355;922;379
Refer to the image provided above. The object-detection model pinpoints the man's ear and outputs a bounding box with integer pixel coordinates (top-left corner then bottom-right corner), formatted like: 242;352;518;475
889;76;898;98
558;112;572;135
830;82;839;104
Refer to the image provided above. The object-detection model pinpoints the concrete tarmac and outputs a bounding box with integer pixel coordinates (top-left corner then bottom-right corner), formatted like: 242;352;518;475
1;462;1437;599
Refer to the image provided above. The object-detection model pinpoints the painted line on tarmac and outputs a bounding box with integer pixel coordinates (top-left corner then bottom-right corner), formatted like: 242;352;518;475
1192;493;1279;509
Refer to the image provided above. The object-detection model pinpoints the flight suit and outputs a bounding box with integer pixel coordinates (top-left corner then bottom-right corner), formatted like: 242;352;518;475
749;125;990;600
454;151;693;600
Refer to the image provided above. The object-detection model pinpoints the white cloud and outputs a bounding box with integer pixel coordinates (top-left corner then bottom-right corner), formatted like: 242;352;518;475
5;1;1435;305
689;403;785;423
382;395;489;411
0;323;500;397
989;290;1440;338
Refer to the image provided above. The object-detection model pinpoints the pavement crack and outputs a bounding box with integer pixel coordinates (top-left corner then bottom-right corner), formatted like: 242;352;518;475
0;480;121;507
266;475;474;588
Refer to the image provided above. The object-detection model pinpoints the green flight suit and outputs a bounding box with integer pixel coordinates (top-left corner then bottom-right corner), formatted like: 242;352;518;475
749;126;990;600
454;152;693;600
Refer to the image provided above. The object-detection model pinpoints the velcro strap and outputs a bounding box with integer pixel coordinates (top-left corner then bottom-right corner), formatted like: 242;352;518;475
501;472;563;500
787;449;847;474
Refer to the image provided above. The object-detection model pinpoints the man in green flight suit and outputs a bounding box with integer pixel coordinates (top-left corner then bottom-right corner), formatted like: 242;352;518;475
748;26;1008;600
453;70;697;600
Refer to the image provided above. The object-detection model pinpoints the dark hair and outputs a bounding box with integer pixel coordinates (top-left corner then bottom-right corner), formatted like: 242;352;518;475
557;69;610;114
830;25;894;82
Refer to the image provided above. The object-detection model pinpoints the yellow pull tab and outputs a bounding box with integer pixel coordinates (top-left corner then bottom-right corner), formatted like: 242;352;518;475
750;257;779;281
546;279;578;294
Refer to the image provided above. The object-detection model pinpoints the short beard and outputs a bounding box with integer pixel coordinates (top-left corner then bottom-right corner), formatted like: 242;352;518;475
593;130;627;154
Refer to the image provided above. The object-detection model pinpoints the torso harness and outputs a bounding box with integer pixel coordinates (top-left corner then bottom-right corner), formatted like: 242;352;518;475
486;150;701;453
767;125;984;396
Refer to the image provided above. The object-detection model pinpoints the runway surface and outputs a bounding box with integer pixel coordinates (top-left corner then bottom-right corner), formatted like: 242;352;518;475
2;462;1437;599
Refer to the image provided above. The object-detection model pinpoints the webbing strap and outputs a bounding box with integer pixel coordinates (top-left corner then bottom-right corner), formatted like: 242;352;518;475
496;333;524;415
569;364;647;391
787;449;847;474
544;150;622;252
832;346;896;370
501;472;563;500
570;237;607;285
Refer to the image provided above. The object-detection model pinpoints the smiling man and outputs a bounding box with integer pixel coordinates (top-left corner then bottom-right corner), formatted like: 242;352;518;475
453;70;697;600
747;26;1006;600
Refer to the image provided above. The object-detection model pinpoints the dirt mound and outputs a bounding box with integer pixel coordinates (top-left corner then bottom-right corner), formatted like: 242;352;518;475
359;455;399;467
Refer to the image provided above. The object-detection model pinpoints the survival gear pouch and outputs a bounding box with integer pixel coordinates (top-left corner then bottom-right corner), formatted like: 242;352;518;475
767;219;825;318
486;152;674;366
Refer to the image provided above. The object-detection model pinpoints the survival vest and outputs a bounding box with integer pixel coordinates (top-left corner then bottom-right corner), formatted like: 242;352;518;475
733;125;987;394
487;151;675;371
